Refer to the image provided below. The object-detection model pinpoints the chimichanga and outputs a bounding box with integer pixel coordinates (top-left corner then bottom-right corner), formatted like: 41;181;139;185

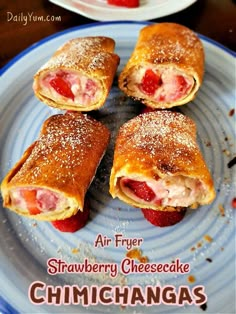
1;112;110;221
119;23;204;109
33;37;120;111
110;111;215;211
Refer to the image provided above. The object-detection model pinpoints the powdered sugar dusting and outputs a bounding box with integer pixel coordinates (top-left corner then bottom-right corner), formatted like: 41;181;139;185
37;37;115;72
151;31;202;64
88;51;113;71
118;111;197;170
10;113;109;185
33;114;92;174
135;23;203;65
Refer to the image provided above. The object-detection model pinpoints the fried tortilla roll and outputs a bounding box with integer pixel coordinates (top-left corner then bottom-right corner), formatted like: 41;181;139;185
33;37;120;111
119;23;204;109
110;111;215;211
1;113;110;221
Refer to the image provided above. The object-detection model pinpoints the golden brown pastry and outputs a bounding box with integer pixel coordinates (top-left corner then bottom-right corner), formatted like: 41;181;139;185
119;23;204;109
33;37;120;111
1;112;110;221
110;111;215;211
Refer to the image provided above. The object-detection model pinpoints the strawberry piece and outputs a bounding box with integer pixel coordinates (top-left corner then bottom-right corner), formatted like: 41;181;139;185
107;0;139;8
231;197;236;208
158;94;166;102
37;191;58;211
140;105;157;114
85;79;97;97
52;199;90;233
141;69;162;96
141;208;186;227
20;189;41;215
123;179;155;202
175;75;188;94
50;76;74;100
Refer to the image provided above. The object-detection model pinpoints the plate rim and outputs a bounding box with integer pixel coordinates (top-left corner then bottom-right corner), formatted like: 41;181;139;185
0;295;19;314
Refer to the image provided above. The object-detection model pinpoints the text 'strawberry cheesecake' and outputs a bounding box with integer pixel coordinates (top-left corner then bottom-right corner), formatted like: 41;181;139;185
109;111;215;225
119;23;204;109
33;37;120;111
1;112;110;221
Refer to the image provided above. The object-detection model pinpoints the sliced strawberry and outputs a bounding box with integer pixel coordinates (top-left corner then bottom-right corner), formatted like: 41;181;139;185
85;79;97;97
20;189;41;215
158;94;166;102
50;76;74;100
107;0;139;8
175;75;188;94
123;179;155;202
141;69;162;96
55;71;68;78
51;199;90;232
141;208;186;227
231;197;236;208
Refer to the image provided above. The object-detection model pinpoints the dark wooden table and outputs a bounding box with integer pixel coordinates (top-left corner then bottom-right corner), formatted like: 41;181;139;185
0;0;235;69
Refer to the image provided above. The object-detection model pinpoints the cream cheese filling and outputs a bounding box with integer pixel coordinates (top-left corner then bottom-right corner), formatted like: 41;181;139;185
127;65;194;103
36;70;102;107
120;175;206;207
9;187;72;214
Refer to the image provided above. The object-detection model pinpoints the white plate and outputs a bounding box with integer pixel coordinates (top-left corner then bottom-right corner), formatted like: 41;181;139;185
49;0;197;21
0;21;235;314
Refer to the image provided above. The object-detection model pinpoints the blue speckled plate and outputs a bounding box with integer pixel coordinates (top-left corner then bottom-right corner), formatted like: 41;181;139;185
0;21;235;314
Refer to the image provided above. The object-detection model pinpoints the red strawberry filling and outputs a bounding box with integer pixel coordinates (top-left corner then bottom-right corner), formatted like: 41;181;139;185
52;199;90;232
10;188;63;215
107;0;139;8
140;69;162;96
126;67;194;104
139;69;191;102
175;75;188;93
20;189;41;215
164;74;190;101
50;75;74;100
140;105;157;114
141;208;186;227
37;189;59;211
122;179;156;202
231;198;236;209
120;175;205;208
37;70;100;107
85;79;97;98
